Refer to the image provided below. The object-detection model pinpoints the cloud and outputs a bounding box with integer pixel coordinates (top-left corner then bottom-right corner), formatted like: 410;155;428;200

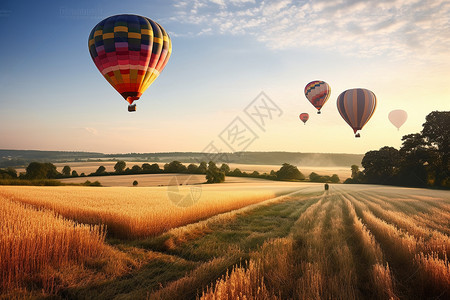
169;0;450;62
83;127;98;135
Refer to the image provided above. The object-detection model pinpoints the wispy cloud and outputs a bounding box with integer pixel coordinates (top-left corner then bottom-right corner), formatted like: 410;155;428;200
83;127;98;135
169;0;450;61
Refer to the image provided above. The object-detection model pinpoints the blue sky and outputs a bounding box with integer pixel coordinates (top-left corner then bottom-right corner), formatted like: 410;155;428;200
0;0;449;154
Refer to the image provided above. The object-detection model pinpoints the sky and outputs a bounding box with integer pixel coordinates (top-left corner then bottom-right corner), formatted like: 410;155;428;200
0;0;449;155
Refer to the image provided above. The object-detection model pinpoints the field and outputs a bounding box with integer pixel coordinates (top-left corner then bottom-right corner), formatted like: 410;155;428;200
0;182;449;299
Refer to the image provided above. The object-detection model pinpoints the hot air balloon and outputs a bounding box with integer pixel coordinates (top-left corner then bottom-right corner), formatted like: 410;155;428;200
336;88;377;138
388;109;407;130
304;81;331;114
299;113;309;125
88;14;172;112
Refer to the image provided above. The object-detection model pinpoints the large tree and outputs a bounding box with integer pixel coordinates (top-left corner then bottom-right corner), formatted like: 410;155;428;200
25;162;59;179
164;161;187;173
142;163;161;173
62;166;71;177
362;147;400;184
398;133;429;186
206;161;225;183
114;161;126;173
276;163;305;181
220;163;231;174
187;163;199;174
421;111;449;186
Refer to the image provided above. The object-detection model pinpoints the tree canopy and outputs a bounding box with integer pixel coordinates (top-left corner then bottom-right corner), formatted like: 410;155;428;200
276;163;305;181
206;161;225;183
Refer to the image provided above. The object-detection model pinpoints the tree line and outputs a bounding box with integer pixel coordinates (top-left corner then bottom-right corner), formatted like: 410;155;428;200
1;160;340;185
345;111;449;188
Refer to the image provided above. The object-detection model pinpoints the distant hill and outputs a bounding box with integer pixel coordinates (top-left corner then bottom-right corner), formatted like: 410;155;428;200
0;150;363;168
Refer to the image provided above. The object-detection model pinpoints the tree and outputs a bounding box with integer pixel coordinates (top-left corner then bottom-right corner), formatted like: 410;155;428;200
133;180;138;186
131;165;142;173
62;165;71;177
206;161;225;183
251;171;260;177
95;166;106;175
351;165;359;179
362;147;400;184
220;163;231;174
276;163;305;181
331;174;340;183
198;161;207;174
114;161;126;173
0;167;17;179
164;161;187;173
187;163;199;174
398;133;429;186
230;168;243;176
71;170;79;177
421;111;449;186
142;163;161;173
309;172;321;182
25;162;59;179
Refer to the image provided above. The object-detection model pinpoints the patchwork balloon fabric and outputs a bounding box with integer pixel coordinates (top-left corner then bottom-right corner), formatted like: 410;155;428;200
88;14;172;105
299;113;309;124
304;81;331;113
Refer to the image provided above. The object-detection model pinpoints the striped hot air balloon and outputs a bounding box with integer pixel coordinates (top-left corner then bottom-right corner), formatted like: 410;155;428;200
336;88;377;138
88;14;172;112
304;81;331;114
299;113;309;125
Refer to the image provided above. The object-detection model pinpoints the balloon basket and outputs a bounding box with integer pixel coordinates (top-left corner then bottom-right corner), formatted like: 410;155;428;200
317;111;321;114
128;104;136;112
355;133;361;138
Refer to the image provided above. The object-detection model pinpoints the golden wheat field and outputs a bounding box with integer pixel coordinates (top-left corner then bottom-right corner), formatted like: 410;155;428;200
1;183;449;299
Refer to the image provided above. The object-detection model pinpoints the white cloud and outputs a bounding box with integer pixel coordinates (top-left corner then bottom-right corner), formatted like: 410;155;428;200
83;127;98;135
170;0;450;63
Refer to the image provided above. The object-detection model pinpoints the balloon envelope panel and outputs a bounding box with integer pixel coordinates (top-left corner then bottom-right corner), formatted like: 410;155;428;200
299;113;309;124
337;88;377;134
88;14;172;105
304;81;331;112
388;109;408;129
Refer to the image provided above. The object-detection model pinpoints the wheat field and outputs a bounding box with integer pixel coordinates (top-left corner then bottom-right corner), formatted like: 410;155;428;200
1;183;449;299
0;184;297;239
0;196;137;297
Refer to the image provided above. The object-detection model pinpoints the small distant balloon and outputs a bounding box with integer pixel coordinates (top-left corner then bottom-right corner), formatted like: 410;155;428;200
299;113;309;125
337;88;377;138
304;80;331;114
388;110;407;130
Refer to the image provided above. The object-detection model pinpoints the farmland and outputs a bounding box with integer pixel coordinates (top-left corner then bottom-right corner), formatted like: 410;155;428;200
0;183;449;299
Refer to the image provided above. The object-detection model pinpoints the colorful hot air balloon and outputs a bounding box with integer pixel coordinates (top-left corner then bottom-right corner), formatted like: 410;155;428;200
299;113;309;125
336;88;377;138
304;81;331;114
88;14;172;112
388;109;407;130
